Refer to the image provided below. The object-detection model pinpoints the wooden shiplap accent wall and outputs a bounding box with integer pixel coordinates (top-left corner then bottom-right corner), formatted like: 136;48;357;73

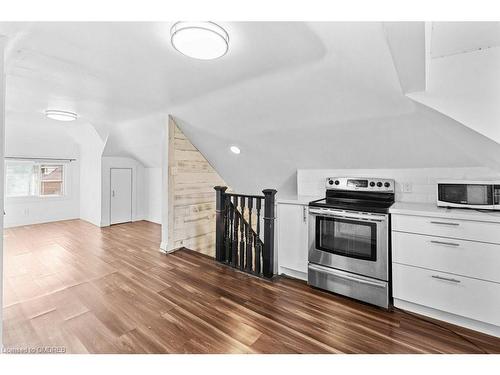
167;116;227;257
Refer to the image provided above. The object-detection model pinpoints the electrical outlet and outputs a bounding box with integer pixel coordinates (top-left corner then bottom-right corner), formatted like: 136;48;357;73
402;182;412;193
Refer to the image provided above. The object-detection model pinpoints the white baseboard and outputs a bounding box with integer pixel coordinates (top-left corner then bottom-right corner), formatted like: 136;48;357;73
394;298;500;338
159;242;180;254
159;241;168;253
278;266;308;281
4;216;80;228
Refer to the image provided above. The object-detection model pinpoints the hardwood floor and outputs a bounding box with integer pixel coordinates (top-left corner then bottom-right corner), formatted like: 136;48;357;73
3;219;500;354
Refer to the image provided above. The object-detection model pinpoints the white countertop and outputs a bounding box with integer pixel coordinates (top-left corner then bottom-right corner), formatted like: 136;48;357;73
390;202;500;224
277;195;321;205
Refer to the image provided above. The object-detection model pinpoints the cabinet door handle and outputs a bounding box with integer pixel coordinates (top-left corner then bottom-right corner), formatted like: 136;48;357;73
431;275;461;283
430;240;460;247
303;206;307;223
430;221;459;226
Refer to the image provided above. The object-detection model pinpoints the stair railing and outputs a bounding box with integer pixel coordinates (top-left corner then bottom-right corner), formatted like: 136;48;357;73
214;186;277;278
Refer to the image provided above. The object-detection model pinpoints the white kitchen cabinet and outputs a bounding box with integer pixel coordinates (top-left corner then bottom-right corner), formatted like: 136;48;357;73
392;231;500;283
390;205;500;338
392;213;500;244
393;263;500;327
277;202;309;280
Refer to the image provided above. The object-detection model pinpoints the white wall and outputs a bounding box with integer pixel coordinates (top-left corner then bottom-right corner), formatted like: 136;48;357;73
1;35;6;349
4;160;80;228
144;167;162;224
4;114;81;227
297;167;500;203
101;156;146;227
161;120;169;251
77;124;105;227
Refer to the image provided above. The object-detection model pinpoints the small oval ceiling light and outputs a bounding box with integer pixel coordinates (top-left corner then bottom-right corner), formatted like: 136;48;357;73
230;146;241;154
45;109;78;122
170;21;229;60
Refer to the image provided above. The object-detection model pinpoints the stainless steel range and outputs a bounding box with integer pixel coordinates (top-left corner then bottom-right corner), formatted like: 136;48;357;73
308;177;395;308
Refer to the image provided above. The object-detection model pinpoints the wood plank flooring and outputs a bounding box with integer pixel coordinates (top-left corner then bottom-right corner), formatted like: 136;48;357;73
3;219;500;353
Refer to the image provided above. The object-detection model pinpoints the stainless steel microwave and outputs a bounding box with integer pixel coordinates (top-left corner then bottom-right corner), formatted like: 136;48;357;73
437;180;500;210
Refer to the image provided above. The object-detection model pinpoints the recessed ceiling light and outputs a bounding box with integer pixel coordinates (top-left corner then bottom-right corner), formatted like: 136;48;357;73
45;109;78;122
230;146;241;154
170;21;229;60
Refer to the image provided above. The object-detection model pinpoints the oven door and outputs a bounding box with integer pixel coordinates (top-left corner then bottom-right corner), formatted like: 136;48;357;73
308;208;389;281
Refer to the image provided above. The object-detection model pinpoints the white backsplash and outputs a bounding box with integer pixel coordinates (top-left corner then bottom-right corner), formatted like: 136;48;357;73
297;167;500;203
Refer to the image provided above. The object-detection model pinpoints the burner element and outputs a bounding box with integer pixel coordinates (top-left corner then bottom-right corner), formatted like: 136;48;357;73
314;176;395;213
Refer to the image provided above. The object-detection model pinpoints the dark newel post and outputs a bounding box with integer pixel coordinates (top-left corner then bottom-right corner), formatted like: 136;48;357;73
262;189;277;278
214;186;228;262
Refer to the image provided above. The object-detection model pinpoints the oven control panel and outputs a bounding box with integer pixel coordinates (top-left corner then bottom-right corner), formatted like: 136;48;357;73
326;177;395;192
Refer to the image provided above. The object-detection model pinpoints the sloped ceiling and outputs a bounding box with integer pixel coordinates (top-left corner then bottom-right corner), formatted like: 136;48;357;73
383;22;425;94
430;22;500;58
406;22;500;149
2;22;500;197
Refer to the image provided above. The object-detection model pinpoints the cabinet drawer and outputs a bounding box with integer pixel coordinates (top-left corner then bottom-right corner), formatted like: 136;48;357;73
392;232;500;283
393;263;500;327
392;214;500;244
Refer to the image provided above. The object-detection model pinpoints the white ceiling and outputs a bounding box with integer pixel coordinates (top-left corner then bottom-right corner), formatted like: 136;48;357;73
431;22;500;58
2;22;500;195
408;22;500;154
0;22;328;166
0;22;325;122
383;22;425;94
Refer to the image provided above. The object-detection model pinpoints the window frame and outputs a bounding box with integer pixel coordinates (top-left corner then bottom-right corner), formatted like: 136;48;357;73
38;164;65;197
4;160;68;200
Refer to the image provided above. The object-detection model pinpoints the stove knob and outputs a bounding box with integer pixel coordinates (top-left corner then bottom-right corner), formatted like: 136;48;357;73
328;180;334;185
384;182;390;188
334;180;340;185
376;182;383;187
369;181;375;187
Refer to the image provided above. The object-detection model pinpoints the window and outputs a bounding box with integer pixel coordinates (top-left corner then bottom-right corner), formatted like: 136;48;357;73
40;165;64;196
5;161;65;198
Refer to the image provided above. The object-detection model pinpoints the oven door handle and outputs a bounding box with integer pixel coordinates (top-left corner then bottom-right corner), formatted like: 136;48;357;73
308;263;387;288
308;208;387;222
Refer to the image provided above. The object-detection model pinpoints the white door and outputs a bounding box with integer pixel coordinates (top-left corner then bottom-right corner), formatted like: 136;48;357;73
110;168;132;225
277;203;309;278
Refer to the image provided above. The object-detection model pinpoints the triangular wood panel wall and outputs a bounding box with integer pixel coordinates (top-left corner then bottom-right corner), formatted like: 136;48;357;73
167;116;227;257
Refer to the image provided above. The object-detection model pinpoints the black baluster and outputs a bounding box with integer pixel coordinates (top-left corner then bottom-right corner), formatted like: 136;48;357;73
225;198;231;263
255;198;262;274
246;198;253;272
232;196;239;267
239;196;245;270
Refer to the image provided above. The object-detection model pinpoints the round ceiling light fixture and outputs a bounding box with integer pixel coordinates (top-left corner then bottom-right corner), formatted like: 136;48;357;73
45;109;78;122
230;146;241;154
170;22;229;60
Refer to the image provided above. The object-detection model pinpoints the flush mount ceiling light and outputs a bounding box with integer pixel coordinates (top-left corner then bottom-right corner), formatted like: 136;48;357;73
230;146;241;154
170;21;229;60
45;109;78;122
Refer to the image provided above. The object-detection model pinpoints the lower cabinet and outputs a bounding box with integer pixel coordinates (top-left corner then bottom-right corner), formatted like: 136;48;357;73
391;212;500;337
277;202;309;280
393;263;500;327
